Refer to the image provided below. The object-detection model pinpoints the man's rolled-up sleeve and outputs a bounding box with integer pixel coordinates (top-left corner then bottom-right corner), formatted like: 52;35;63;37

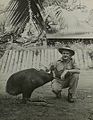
72;59;80;70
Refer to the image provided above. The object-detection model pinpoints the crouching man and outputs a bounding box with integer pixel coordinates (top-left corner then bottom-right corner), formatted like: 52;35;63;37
51;46;80;103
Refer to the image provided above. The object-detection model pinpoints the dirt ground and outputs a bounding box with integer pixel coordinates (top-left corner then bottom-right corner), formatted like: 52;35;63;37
0;70;93;120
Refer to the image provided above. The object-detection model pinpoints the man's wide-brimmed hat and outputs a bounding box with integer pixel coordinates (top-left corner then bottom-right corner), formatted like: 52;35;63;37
58;46;75;56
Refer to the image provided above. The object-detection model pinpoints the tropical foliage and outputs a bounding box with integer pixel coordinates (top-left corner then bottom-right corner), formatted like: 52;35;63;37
88;9;93;27
6;0;45;35
0;0;93;44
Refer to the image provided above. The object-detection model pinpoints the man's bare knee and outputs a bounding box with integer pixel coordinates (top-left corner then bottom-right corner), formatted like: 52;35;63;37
72;73;79;80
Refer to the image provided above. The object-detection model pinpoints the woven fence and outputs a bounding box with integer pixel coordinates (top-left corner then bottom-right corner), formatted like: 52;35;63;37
0;47;92;74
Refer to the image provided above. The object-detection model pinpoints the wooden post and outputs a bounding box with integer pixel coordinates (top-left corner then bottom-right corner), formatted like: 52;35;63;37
5;50;13;73
0;51;9;73
50;49;54;63
47;49;51;65
17;50;23;71
54;49;58;61
29;50;33;68
13;51;19;73
87;53;92;68
26;50;30;68
40;49;45;67
21;50;27;70
74;50;80;67
8;50;16;73
45;49;49;67
32;50;36;68
36;50;41;69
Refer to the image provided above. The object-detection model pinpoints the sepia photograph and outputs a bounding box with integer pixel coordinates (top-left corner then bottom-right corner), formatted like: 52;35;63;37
0;0;93;120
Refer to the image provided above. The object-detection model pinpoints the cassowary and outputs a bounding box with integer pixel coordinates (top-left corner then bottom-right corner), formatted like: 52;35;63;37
6;66;55;103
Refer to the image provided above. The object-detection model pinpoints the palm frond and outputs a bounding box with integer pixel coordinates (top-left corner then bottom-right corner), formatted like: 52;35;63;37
6;0;45;34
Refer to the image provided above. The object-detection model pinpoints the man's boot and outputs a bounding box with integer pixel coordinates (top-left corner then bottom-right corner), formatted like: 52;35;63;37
56;92;61;98
52;90;61;98
68;93;74;103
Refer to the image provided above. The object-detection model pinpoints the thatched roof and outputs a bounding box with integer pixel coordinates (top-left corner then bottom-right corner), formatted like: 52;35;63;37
46;33;93;39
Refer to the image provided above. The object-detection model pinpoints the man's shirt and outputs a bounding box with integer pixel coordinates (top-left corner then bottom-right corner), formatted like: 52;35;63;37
53;57;80;78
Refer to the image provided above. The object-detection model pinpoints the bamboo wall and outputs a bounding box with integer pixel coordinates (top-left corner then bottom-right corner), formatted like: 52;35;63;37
0;47;92;74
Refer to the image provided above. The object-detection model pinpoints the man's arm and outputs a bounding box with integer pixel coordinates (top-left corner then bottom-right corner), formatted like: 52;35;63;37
68;69;80;74
61;58;80;79
71;58;80;74
61;69;80;80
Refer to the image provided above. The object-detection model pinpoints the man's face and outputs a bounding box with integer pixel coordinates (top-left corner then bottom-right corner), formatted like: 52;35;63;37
62;50;71;60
